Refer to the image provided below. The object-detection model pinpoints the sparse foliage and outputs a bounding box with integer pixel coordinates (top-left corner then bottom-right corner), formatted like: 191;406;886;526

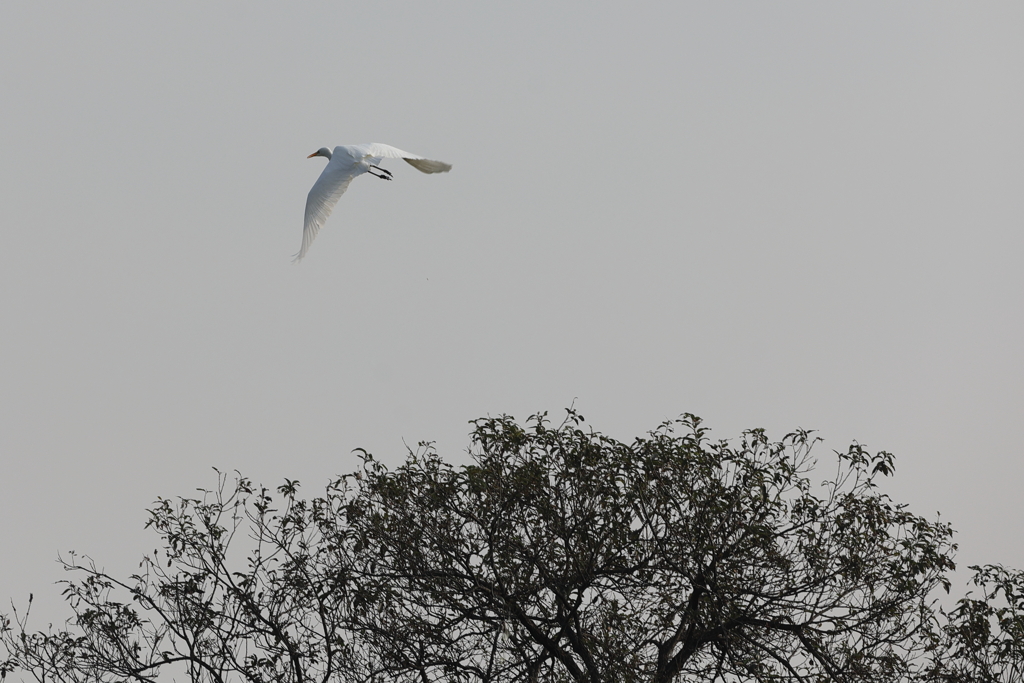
2;410;1021;682
923;564;1024;682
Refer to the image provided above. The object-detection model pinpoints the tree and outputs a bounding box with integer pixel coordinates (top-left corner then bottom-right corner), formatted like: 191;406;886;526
1;410;1020;682
924;564;1024;682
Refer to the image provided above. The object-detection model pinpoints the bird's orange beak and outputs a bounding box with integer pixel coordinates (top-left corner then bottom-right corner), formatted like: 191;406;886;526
307;151;319;158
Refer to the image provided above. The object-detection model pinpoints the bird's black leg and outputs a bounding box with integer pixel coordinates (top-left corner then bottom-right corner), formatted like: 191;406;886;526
368;165;393;181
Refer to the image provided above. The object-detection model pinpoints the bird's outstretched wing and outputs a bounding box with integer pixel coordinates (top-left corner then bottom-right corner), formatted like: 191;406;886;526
295;156;359;262
360;143;453;174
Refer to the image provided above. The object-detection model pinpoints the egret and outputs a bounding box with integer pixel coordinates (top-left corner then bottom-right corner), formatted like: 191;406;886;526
295;143;452;262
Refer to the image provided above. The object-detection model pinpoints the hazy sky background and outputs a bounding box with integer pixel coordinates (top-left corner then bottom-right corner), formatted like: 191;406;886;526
2;3;1022;618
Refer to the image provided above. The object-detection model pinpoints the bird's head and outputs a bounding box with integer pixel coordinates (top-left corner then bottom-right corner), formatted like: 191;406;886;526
307;147;333;160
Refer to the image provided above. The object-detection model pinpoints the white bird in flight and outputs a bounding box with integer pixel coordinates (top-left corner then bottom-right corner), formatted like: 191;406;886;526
295;143;452;261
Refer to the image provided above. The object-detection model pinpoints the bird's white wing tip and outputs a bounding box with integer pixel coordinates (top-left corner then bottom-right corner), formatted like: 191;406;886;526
404;158;452;174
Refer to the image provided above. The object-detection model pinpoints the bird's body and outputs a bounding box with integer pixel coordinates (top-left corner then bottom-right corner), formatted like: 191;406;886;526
296;143;451;261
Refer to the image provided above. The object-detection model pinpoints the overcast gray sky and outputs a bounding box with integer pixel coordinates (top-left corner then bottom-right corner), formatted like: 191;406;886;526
2;2;1022;617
